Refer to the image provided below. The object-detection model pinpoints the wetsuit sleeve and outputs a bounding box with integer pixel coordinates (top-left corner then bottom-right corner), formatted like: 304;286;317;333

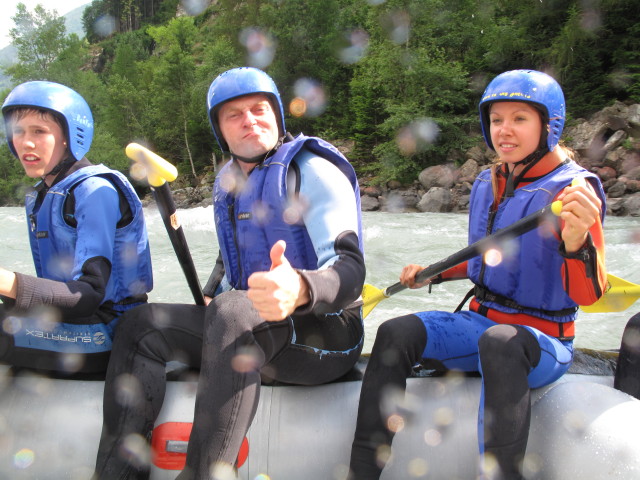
292;151;365;315
12;177;121;317
555;182;607;306
13;258;112;317
432;262;469;284
558;222;607;306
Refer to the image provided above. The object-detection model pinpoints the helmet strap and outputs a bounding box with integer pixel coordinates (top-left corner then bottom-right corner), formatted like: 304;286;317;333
231;134;288;165
43;156;76;184
504;148;548;198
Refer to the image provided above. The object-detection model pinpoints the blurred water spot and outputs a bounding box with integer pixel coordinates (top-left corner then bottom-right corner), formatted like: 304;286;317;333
408;456;429;476
332;464;349;480
423;428;442;447
181;0;208;16
397;118;439;156
115;373;143;408
382;10;410;44
59;352;84;374
482;452;500;478
609;69;633;90
375;443;392;467
387;413;405;433
289;97;307;118
130;163;148;183
292;78;327;117
240;28;276;69
580;7;602;32
523;452;544;476
434;406;454;428
13;448;35;469
283;195;308;225
483;248;502;267
218;171;238;194
339;29;369;64
232;346;260;373
94;15;116;39
122;433;151;468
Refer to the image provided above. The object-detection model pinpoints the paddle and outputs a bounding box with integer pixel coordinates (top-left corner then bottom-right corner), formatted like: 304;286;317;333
126;143;206;306
362;199;564;318
580;274;640;313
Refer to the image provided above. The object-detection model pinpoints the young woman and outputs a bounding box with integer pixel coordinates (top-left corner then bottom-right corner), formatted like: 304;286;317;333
0;81;152;374
349;69;607;480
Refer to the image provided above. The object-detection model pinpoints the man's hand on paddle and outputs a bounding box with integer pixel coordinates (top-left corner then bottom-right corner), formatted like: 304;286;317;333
556;179;602;253
247;240;311;321
0;267;17;298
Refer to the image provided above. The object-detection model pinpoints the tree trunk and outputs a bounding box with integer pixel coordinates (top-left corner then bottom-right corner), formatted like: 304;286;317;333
183;115;197;178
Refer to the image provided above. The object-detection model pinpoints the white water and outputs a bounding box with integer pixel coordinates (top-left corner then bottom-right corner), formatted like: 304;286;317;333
2;206;639;353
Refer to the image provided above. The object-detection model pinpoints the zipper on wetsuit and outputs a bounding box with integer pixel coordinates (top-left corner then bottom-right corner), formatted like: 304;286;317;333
478;208;497;283
228;199;244;286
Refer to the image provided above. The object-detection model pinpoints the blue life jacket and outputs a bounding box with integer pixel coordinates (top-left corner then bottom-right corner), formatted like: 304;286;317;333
16;165;153;354
467;161;605;323
214;134;363;290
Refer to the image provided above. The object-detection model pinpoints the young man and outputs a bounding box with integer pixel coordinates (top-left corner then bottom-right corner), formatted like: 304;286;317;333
94;67;365;479
0;81;153;374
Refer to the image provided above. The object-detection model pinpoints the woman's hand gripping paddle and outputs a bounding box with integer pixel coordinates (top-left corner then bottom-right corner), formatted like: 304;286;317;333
361;199;565;318
126;143;206;306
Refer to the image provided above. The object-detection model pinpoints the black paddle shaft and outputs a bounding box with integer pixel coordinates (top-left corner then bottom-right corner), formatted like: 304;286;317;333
152;183;206;306
384;202;560;297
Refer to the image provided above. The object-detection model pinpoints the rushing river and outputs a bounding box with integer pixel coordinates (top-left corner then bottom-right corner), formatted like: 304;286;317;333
1;206;639;353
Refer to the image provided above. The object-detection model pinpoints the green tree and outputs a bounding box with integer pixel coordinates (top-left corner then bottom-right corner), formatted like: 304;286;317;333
194;37;243;163
82;0;112;44
347;0;477;181
145;17;200;177
5;3;69;82
0;143;31;206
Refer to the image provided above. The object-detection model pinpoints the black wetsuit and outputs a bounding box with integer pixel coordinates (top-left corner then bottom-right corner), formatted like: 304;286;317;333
615;312;640;399
94;148;366;478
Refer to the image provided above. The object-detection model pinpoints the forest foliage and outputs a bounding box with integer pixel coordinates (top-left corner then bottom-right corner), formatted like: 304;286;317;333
1;0;639;204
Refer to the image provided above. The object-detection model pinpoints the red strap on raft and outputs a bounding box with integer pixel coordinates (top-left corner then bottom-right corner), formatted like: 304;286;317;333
151;422;249;470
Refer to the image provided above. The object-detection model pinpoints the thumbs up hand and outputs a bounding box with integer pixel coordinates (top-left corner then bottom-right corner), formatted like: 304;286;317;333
247;240;311;321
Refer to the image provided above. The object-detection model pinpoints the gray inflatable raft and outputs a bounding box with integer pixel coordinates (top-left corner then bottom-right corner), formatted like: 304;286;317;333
0;349;638;479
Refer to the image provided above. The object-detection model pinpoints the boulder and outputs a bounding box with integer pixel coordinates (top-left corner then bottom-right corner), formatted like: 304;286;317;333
622;193;640;217
360;195;380;212
418;165;455;190
417;187;452;213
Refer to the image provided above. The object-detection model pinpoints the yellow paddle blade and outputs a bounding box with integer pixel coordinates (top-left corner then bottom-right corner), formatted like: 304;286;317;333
580;274;640;313
362;284;389;318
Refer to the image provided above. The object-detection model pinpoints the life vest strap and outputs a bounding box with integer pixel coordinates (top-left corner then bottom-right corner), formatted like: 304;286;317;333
474;285;577;317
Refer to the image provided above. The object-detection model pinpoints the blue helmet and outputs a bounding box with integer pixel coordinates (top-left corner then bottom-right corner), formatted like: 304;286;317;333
478;69;565;152
2;81;94;161
207;67;286;153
